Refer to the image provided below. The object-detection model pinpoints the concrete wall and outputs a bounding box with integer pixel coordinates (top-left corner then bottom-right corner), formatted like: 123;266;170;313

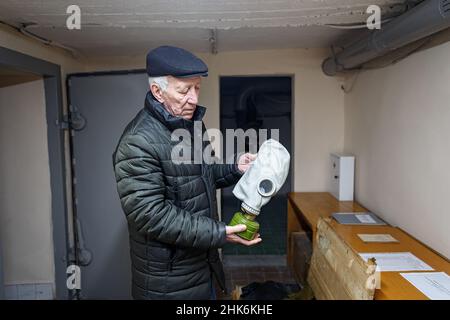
0;79;55;290
344;42;450;259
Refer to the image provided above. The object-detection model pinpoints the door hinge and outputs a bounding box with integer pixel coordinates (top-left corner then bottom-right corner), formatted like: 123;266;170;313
57;107;86;131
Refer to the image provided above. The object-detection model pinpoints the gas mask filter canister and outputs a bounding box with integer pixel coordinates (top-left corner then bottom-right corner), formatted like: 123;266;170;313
229;139;290;240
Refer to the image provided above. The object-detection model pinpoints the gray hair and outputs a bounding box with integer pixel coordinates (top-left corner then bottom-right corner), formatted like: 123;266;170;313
148;76;168;92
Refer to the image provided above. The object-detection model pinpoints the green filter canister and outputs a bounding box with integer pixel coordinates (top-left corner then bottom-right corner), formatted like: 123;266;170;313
229;211;260;241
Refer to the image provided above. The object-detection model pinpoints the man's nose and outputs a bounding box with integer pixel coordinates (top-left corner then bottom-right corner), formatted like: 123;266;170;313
186;88;199;105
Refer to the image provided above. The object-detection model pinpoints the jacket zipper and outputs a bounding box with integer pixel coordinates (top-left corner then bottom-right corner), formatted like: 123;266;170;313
201;164;213;219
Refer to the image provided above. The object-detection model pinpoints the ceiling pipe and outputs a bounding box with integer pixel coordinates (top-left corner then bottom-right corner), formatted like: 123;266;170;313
322;0;450;76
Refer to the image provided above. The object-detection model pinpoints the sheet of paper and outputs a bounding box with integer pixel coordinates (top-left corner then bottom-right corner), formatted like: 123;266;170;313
355;214;376;224
332;212;387;225
401;272;450;300
359;252;434;272
358;234;399;243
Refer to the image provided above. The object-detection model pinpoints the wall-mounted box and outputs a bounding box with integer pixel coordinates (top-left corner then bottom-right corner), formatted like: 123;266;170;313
330;153;355;201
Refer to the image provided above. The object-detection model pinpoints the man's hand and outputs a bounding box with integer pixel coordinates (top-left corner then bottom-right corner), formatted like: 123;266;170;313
225;224;262;246
237;153;257;173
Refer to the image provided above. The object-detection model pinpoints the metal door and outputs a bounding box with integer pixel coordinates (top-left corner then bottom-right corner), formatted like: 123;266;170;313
68;72;148;299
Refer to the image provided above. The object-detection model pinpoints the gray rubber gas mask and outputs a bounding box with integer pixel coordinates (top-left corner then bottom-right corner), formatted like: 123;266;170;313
229;139;290;240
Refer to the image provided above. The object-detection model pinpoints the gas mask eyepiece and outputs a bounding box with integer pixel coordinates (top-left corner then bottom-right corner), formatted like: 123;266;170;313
258;178;275;197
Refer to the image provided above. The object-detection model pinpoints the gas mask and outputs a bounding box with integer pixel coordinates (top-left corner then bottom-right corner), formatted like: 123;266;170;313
229;139;290;240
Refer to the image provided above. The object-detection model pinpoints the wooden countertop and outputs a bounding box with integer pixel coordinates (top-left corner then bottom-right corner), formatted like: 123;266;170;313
288;192;450;300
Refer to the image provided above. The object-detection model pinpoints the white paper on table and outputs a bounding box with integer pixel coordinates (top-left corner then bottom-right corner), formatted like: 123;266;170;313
359;252;434;272
358;234;399;243
355;214;377;224
401;272;450;300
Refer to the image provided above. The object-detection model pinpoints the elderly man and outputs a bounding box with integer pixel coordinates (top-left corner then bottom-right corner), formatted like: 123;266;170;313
113;46;261;300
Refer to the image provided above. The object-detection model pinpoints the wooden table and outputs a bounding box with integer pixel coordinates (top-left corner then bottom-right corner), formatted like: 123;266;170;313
287;192;450;300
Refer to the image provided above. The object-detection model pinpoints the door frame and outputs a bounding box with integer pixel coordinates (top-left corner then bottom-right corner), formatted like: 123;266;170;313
0;46;69;299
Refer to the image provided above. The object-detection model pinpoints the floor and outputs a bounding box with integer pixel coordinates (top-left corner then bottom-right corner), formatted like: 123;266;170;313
217;255;298;300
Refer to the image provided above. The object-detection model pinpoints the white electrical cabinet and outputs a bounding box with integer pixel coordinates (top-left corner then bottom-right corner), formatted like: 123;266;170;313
330;153;355;201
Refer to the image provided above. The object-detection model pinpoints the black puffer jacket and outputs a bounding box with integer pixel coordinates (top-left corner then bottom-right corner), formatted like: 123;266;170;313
113;92;242;299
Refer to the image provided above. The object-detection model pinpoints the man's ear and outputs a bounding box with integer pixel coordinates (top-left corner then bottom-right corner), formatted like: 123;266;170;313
151;83;165;103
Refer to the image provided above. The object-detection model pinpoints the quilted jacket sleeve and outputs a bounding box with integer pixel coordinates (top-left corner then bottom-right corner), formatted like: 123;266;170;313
211;163;243;189
114;134;227;250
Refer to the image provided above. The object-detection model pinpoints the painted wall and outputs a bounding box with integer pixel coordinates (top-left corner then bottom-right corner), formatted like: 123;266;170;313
0;79;55;287
344;41;450;258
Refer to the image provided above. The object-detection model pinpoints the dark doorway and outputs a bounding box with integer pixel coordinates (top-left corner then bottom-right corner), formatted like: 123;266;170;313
220;76;292;255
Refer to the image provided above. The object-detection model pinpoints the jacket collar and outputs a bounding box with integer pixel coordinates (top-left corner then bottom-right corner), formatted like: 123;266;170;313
144;91;206;132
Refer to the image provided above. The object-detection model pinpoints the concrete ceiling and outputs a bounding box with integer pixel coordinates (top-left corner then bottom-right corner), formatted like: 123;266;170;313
0;0;411;56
